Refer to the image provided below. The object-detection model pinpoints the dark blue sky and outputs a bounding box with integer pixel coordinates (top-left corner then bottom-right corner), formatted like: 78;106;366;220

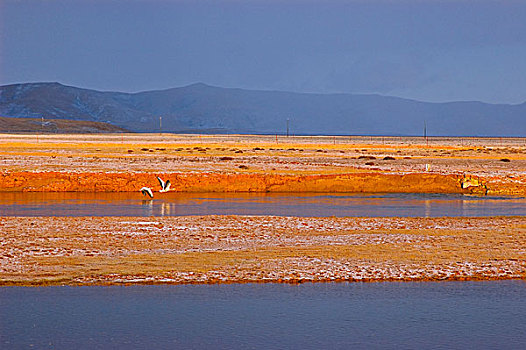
1;0;525;104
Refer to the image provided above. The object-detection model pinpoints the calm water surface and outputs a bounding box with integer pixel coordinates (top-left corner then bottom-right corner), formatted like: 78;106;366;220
1;281;525;349
1;192;524;217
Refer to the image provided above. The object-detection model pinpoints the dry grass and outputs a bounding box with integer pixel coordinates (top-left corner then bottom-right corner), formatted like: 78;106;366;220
0;134;524;176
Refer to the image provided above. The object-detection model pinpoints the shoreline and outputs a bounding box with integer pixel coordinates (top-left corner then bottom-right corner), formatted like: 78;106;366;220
3;277;525;287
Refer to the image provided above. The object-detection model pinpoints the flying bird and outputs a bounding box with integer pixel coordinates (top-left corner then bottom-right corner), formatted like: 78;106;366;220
140;187;154;198
157;176;171;193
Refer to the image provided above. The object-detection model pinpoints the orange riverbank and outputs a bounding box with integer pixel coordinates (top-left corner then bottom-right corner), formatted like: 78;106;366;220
0;171;492;194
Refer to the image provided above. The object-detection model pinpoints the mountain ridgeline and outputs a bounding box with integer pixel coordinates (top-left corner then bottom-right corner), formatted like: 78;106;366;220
0;82;524;136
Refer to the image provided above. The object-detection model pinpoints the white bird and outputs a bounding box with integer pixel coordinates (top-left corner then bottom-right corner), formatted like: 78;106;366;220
157;176;171;193
140;187;154;198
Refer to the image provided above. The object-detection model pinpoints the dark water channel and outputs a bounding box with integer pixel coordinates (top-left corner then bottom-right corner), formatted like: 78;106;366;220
1;192;525;217
1;281;525;349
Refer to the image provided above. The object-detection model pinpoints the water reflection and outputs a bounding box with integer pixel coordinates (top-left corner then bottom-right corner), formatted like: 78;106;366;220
0;192;524;217
159;202;175;216
424;199;431;218
141;199;154;216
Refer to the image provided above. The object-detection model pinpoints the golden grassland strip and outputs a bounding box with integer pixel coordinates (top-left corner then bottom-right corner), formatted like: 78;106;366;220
1;216;524;286
1;133;524;145
0;145;524;164
1;135;525;154
0;141;470;151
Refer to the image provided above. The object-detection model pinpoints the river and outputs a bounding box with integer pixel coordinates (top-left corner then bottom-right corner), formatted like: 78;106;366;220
1;192;524;217
1;281;525;349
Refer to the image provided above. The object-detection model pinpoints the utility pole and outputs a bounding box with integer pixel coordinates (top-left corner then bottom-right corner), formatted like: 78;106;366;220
159;116;162;135
424;120;428;146
286;118;290;137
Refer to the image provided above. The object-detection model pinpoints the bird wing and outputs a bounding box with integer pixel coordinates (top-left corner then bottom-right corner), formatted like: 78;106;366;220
147;188;154;198
157;176;165;189
165;180;171;191
141;187;154;198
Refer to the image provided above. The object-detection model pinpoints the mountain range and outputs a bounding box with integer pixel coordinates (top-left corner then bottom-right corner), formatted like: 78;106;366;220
0;82;524;136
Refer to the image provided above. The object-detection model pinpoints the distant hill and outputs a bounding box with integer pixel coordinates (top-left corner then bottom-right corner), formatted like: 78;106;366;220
0;82;524;136
0;116;128;134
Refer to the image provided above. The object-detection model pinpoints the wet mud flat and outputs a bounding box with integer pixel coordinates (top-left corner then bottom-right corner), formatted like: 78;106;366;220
1;215;524;286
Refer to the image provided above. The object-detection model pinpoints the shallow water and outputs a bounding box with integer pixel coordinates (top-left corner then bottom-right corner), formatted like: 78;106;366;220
1;281;525;349
0;192;524;217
